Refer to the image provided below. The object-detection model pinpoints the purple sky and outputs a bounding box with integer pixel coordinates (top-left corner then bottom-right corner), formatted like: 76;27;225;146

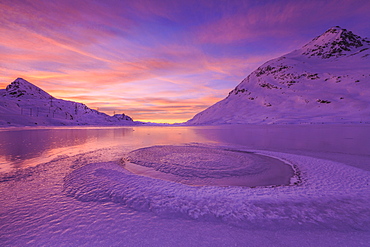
1;0;369;123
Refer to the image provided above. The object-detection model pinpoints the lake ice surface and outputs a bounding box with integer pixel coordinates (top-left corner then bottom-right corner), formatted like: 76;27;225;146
0;125;369;246
124;145;294;187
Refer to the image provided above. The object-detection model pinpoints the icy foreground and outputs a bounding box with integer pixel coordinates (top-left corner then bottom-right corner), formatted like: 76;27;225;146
0;78;134;126
64;146;370;230
187;26;370;124
1;124;370;247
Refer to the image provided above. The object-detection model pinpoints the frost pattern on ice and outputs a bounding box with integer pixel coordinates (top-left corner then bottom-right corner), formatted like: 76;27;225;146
63;148;370;230
126;146;277;178
123;145;294;187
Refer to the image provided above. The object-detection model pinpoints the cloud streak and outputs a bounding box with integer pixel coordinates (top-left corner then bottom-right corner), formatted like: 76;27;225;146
195;0;370;45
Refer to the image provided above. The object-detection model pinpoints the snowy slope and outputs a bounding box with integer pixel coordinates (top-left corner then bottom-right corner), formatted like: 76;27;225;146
0;78;134;126
187;26;370;124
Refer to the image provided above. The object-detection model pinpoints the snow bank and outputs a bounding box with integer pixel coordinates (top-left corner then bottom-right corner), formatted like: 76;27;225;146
63;147;370;230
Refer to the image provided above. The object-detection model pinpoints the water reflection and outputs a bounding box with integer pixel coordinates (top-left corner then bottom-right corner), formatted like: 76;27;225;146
0;126;212;172
0;125;369;173
192;125;370;171
192;125;370;155
0;127;134;171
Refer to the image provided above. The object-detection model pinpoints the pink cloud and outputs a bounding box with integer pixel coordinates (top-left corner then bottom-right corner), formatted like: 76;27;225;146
194;0;370;45
0;0;134;46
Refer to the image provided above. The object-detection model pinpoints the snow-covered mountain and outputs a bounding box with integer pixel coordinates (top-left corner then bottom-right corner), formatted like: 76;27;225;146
187;26;370;125
0;78;134;126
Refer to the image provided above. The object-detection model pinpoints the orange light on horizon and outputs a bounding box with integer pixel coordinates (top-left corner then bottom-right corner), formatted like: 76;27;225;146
1;0;369;123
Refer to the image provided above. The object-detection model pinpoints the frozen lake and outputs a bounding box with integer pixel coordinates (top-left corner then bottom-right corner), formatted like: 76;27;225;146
0;125;370;246
1;125;369;172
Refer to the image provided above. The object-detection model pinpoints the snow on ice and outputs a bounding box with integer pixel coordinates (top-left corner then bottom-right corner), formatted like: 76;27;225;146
0;125;369;246
64;145;370;230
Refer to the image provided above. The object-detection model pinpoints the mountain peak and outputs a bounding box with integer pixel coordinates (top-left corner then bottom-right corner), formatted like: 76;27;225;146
14;77;30;83
5;78;54;99
300;26;369;59
187;27;370;125
326;25;344;32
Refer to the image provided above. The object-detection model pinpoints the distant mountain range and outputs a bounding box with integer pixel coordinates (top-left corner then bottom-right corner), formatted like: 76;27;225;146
187;26;370;124
2;27;369;127
0;78;134;126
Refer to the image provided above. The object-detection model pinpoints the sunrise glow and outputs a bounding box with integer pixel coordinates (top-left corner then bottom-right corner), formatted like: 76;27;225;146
1;0;369;123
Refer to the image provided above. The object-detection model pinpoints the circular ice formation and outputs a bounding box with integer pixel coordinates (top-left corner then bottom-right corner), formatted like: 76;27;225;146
123;145;294;187
64;150;370;230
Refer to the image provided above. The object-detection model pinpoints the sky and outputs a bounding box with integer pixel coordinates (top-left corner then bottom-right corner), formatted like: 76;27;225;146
1;0;369;123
